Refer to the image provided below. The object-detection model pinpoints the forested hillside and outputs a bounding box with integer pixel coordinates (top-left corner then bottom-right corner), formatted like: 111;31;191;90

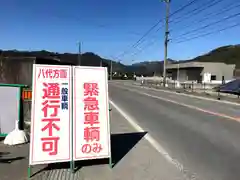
0;44;239;76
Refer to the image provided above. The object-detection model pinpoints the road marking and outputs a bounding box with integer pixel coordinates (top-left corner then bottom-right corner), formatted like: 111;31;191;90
111;81;240;106
112;84;240;122
109;100;197;180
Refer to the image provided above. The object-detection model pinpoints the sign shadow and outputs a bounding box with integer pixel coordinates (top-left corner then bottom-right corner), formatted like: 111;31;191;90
0;152;25;164
31;131;147;176
110;131;147;167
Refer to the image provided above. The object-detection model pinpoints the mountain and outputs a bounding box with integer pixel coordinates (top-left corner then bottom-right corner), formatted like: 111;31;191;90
137;45;240;76
177;45;240;68
0;44;239;77
0;50;126;73
130;59;175;76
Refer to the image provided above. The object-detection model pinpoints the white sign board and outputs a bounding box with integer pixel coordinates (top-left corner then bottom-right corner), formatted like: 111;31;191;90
0;86;19;135
29;64;72;165
73;66;111;161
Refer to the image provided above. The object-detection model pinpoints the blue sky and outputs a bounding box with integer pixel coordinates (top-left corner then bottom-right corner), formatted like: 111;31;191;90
0;0;240;64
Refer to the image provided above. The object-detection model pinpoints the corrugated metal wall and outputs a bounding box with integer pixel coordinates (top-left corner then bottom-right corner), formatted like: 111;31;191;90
0;57;34;86
0;57;72;130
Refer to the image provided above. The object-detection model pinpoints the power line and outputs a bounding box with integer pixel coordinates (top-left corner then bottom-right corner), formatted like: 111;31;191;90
169;0;201;17
170;0;224;24
131;2;239;60
126;20;240;62
172;22;240;44
169;0;226;28
37;10;142;36
173;11;240;40
117;0;218;60
114;0;201;60
114;1;239;62
131;24;165;51
131;34;160;58
115;21;164;59
171;2;240;32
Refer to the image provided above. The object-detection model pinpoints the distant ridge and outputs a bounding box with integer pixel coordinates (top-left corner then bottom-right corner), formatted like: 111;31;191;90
0;44;239;76
176;45;240;68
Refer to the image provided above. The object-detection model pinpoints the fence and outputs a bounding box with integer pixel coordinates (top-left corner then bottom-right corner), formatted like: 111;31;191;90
135;79;240;99
137;79;220;89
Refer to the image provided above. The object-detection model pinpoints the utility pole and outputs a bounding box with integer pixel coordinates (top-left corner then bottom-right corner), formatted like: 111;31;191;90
78;42;81;66
132;59;136;79
163;0;170;87
177;61;180;82
110;60;113;80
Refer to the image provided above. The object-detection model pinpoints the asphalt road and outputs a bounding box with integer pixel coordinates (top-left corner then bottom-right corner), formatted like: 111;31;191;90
109;81;240;180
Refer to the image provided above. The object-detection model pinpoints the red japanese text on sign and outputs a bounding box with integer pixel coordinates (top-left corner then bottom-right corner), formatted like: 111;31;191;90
41;137;60;156
42;100;60;117
83;97;99;111
42;83;60;99
84;112;99;126
82;82;102;154
41;82;61;156
84;83;99;96
41;118;60;136
84;126;100;142
81;143;102;154
38;68;67;79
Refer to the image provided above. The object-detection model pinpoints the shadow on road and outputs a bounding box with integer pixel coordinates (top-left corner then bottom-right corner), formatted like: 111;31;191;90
111;131;147;167
32;132;147;177
0;152;25;164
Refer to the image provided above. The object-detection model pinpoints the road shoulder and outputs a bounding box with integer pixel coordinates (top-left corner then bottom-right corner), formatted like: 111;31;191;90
1;106;185;180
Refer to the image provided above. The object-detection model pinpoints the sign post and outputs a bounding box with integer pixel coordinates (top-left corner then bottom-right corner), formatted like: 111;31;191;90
70;68;75;173
29;65;112;178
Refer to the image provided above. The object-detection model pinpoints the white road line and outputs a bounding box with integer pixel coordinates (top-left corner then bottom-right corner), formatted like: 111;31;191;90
112;84;240;122
111;82;240;106
109;100;197;180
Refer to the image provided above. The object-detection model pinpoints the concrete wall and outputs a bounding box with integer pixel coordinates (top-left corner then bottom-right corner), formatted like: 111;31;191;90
178;69;187;81
169;69;187;81
201;63;235;81
166;62;235;82
167;67;203;82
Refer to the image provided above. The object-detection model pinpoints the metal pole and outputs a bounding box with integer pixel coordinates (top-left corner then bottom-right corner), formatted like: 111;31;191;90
177;61;179;82
163;0;170;87
110;60;113;80
78;42;81;66
70;68;75;173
